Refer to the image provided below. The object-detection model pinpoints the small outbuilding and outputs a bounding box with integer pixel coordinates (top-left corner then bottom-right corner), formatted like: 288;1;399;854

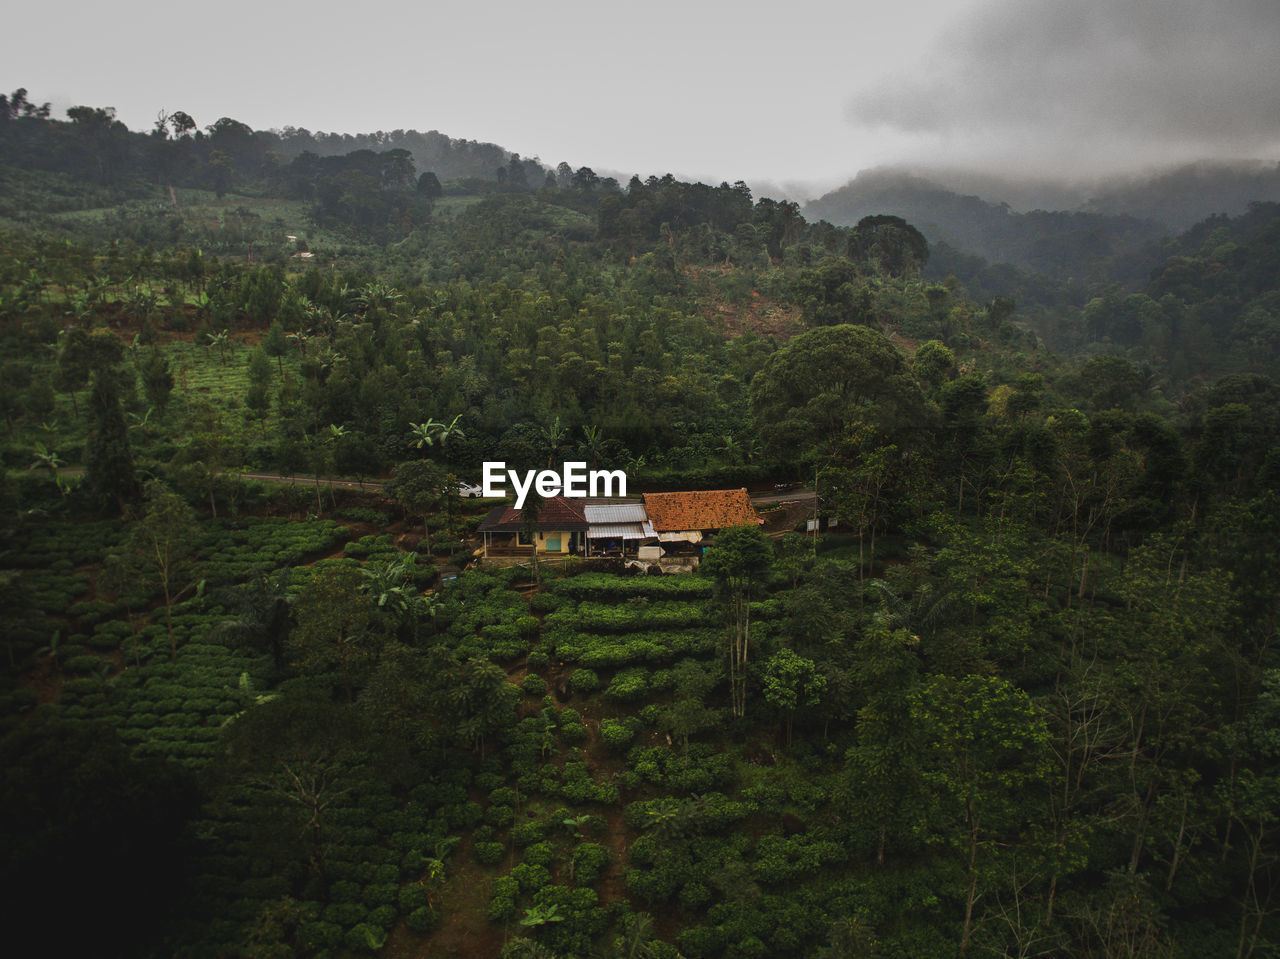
641;489;762;555
583;503;658;559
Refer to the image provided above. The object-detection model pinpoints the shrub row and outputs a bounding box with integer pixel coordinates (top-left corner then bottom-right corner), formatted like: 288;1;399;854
550;572;713;601
549;629;718;668
545;600;712;634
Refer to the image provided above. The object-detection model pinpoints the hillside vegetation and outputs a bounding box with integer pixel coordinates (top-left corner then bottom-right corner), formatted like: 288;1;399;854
2;90;1280;959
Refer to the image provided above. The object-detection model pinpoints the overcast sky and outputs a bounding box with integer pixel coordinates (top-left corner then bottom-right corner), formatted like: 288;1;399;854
4;0;1277;195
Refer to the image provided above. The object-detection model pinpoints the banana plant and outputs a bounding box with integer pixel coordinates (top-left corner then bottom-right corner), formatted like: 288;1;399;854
29;441;63;476
519;903;564;928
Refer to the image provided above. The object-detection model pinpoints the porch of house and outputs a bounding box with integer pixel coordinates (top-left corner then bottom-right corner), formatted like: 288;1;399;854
480;530;581;558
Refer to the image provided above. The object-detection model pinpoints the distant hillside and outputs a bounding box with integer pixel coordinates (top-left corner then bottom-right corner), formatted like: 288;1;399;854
803;169;1166;284
1080;160;1280;230
267;127;549;187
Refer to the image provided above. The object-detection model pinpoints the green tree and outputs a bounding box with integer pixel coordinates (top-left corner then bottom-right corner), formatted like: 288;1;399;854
140;350;174;416
774;531;814;590
360;552;425;640
657;659;721;753
408;414;465;461
263;320;289;374
701;525;774;718
417;171;443;202
387;459;447;547
53;327;94;420
581;424;607;469
913;339;955;392
218;695;367;880
762;648;826;745
447;654;520;757
28;441;63;478
170;401;238;519
205;328;231;366
288;564;388;702
211;568;294;674
749;324;931;461
245;347;273;423
909;674;1051;954
82;331;140;512
848;214;929;277
540;415;567;468
121;480;200;659
843;613;922;866
818;430;899;582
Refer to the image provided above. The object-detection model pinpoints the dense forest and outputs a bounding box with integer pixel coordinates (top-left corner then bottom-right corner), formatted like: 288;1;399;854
2;91;1280;959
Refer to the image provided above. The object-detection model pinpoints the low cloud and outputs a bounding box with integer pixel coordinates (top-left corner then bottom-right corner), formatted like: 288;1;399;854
846;0;1280;175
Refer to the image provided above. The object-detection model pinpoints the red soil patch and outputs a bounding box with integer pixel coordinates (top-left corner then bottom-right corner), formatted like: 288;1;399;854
705;296;805;341
595;802;632;909
882;322;920;356
84;308;271;346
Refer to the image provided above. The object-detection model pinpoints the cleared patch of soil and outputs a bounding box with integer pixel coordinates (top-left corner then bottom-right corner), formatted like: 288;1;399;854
706;294;805;340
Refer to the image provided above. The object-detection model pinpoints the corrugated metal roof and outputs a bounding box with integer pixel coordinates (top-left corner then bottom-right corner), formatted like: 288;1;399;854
586;522;648;539
584;504;649;524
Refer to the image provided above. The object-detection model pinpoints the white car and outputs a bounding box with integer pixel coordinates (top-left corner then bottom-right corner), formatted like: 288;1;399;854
457;480;484;498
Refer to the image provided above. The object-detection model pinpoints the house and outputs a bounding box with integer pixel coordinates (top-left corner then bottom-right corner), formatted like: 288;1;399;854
583;503;658;559
640;489;762;556
477;496;589;559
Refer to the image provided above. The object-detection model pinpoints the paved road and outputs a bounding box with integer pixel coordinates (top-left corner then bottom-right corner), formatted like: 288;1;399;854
47;468;816;506
240;473;817;507
238;471;384;493
750;488;816;506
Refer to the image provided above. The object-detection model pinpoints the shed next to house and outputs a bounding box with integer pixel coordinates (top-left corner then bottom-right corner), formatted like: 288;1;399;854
640;489;762;554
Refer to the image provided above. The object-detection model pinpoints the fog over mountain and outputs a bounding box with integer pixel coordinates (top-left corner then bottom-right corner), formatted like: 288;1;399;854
801;159;1280;287
847;0;1280;181
805;160;1280;231
4;0;1277;191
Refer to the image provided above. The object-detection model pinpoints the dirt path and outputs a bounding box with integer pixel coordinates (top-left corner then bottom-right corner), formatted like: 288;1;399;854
388;832;504;959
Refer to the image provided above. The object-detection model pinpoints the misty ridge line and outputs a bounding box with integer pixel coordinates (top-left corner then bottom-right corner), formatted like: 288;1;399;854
8;83;1279;230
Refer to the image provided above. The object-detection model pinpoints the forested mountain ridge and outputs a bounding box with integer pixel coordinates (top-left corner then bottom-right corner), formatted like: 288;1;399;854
0;87;550;194
3;88;1280;959
804;168;1169;284
805;162;1280;291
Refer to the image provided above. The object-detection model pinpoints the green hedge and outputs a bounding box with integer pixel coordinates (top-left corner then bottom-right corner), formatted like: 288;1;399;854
550;629;718;668
474;842;505;866
545;600;712;634
550;573;713;601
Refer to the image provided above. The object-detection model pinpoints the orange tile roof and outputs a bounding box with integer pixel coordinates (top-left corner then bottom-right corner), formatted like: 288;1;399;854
641;489;762;532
